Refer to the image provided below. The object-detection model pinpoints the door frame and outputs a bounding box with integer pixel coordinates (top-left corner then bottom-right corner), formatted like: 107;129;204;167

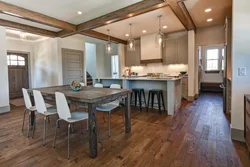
61;48;85;85
7;50;31;89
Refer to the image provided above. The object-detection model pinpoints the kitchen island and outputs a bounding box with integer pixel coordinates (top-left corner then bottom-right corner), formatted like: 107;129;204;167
93;77;182;115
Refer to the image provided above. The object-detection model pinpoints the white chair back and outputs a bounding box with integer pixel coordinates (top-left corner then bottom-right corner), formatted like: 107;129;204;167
110;84;121;89
55;92;71;120
94;83;103;88
33;90;47;114
80;82;85;86
22;88;32;109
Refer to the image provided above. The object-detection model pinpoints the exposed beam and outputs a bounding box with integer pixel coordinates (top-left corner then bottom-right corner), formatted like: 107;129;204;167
80;30;127;45
168;0;196;31
57;0;167;37
0;1;76;31
0;19;56;37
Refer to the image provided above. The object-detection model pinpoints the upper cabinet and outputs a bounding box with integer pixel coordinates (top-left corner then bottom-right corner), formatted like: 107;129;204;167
125;39;141;67
163;34;188;65
140;33;163;64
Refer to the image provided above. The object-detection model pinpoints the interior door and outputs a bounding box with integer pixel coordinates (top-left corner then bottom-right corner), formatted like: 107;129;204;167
7;53;29;99
62;48;84;85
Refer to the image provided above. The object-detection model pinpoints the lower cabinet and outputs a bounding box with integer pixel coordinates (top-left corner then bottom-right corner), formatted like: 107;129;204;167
182;77;188;100
244;95;250;153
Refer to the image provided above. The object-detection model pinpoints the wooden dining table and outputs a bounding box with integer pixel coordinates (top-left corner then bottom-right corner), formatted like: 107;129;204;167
28;85;131;158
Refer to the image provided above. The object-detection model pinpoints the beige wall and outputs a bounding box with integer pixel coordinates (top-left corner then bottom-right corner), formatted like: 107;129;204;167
231;0;250;131
195;25;225;94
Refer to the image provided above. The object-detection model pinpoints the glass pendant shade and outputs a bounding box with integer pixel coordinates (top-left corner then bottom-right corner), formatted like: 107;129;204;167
155;15;164;48
127;23;135;51
106;29;113;54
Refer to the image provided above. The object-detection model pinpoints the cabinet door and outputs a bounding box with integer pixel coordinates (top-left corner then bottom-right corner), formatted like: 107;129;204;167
177;35;188;64
125;39;141;66
163;39;178;65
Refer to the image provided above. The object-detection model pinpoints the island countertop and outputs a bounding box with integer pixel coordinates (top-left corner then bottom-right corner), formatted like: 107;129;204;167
94;77;182;81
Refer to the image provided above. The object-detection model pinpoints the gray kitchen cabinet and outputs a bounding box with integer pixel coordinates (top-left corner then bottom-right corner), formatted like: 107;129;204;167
125;39;141;67
163;34;188;65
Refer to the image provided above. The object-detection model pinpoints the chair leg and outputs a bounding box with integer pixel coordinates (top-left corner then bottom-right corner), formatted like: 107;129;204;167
32;114;36;138
147;92;150;112
157;93;161;115
142;90;147;108
135;91;137;107
22;109;27;131
87;119;89;132
68;124;71;159
130;92;133;105
53;119;60;148
161;92;166;113
27;111;31;137
139;91;142;111
108;112;111;137
151;93;155;109
43;116;47;146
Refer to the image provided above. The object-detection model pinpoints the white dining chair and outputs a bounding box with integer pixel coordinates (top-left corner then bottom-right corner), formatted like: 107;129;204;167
33;90;58;145
22;88;54;137
80;82;85;86
96;84;122;137
53;92;88;159
94;83;103;88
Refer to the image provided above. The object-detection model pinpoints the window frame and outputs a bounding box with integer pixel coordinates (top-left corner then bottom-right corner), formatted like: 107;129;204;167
204;47;225;73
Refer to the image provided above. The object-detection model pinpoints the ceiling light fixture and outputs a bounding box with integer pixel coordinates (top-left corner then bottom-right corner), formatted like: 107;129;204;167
127;23;135;51
77;11;82;15
142;30;147;33
155;15;164;48
207;18;213;22
205;8;212;12
19;32;27;40
163;25;168;29
105;29;112;54
125;34;129;37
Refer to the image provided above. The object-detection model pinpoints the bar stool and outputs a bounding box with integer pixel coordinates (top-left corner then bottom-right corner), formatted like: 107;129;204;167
147;89;166;114
130;88;147;111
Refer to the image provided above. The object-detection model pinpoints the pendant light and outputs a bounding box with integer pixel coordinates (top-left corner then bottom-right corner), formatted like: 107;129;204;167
155;15;164;48
106;29;112;54
127;23;135;51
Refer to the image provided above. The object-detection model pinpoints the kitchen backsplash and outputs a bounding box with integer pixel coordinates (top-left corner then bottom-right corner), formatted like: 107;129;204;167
129;63;188;76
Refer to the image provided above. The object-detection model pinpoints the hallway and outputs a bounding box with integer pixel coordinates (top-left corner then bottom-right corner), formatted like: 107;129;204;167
0;93;249;166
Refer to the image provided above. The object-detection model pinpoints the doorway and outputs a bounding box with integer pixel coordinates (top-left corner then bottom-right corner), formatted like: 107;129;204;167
62;48;84;85
7;52;29;99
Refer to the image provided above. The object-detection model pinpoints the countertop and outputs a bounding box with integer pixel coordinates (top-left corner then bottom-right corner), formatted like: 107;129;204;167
94;77;182;81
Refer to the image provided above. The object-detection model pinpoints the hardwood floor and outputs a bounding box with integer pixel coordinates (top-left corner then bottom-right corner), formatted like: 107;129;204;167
0;93;249;167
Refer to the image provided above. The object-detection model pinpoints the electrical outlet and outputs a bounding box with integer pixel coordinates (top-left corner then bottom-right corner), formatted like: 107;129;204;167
238;67;246;76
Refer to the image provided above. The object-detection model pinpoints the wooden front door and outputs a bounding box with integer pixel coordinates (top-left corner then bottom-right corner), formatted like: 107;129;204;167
7;52;29;99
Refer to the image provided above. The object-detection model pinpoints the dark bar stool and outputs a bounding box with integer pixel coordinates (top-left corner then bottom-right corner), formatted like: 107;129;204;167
130;88;147;111
147;89;166;114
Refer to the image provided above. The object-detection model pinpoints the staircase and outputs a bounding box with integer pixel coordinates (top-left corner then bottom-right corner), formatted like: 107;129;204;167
86;71;93;86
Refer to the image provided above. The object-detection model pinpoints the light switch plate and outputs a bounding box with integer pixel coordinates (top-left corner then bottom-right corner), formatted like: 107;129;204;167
238;67;246;76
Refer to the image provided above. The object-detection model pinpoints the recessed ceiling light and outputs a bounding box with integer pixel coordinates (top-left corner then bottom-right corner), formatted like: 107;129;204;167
78;11;82;15
163;25;168;29
125;34;129;37
205;8;212;12
207;18;213;22
142;30;147;33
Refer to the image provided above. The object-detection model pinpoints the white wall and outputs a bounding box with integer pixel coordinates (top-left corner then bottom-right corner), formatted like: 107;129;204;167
188;30;196;98
85;43;97;77
231;0;250;131
0;26;10;113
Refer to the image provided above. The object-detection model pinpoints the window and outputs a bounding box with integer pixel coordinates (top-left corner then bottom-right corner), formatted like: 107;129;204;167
111;55;119;78
206;49;219;71
221;48;225;71
7;54;25;66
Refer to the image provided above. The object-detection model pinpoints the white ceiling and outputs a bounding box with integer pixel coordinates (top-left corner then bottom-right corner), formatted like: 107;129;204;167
1;0;143;24
0;14;61;32
6;29;47;41
94;6;186;40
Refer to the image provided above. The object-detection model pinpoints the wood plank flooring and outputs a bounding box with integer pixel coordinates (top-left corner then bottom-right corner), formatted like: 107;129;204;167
0;93;250;167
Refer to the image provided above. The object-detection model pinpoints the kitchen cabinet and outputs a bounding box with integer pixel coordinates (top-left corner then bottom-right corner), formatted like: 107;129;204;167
125;39;141;67
182;77;188;100
163;34;188;65
140;33;162;64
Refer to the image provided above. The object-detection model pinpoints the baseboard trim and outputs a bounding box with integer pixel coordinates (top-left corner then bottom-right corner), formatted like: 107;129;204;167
231;128;245;142
0;105;10;114
187;96;195;102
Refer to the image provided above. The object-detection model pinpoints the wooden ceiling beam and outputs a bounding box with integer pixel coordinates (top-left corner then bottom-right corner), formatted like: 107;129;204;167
168;0;196;31
0;1;76;31
80;30;127;45
57;0;167;37
0;19;56;37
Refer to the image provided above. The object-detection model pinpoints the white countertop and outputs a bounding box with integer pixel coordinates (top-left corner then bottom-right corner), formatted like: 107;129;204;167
94;77;182;81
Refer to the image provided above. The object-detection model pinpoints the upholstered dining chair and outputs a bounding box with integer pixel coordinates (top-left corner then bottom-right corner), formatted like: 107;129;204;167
33;90;58;145
96;84;122;137
22;88;54;137
53;92;88;159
